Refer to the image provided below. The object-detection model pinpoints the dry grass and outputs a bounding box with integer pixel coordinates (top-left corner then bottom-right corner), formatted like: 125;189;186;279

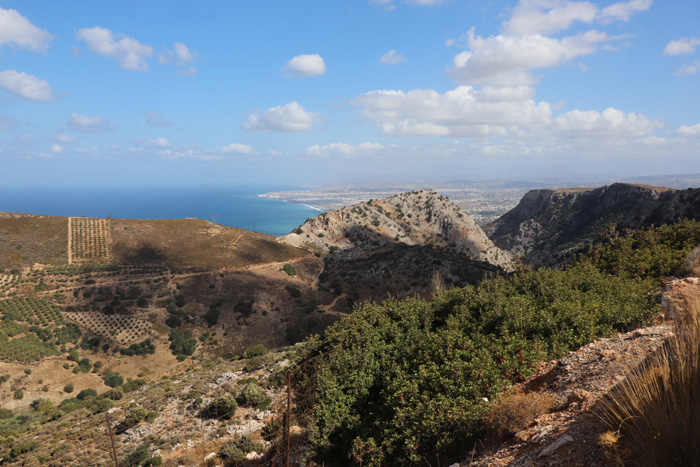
486;390;555;439
677;246;700;277
602;293;700;466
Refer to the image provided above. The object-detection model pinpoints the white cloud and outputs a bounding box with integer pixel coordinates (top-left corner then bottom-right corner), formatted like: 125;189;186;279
64;113;115;132
306;142;388;158
663;37;700;56
553;107;659;138
600;0;652;23
678;123;700;137
503;0;598;36
352;86;551;137
54;134;77;143
0;8;53;52
157;143;257;160
50;144;64;154
282;54;326;78
242;102;318;132
379;49;406;65
0;70;54;101
220;143;256;154
144;111;173;127
74;146;99;154
146;137;171;148
675;60;700;76
448;28;610;85
159;42;198;65
76;26;153;71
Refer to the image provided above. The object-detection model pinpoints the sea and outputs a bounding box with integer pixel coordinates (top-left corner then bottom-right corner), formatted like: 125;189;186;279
0;186;323;237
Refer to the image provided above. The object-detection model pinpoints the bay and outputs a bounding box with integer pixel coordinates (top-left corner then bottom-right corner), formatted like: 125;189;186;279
0;186;321;237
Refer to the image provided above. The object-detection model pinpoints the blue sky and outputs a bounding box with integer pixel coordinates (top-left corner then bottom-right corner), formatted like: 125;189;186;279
1;0;700;188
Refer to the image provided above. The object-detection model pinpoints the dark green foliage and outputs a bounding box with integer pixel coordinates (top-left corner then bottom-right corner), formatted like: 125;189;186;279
204;306;220;326
243;343;269;358
283;263;297;276
63;383;74;393
0;408;12;419
120;339;156;356
237;383;272;410
104;371;124;388
102;388;124;400
76;388;97;400
8;441;37;461
165;315;182;328
13;388;24;400
285;285;301;298
295;229;678;464
78;357;92;373
123;407;149;428
169;329;197;358
204;396;237;420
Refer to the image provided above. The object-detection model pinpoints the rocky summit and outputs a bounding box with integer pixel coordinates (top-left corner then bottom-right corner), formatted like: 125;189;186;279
485;183;700;268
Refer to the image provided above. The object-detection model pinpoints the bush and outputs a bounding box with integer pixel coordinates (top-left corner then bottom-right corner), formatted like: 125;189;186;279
24;368;31;375
102;388;124;400
121;378;146;393
204;306;219;326
76;388;97;400
13;388;24;400
169;329;197;358
285;285;301;299
219;436;265;461
283;264;296;276
244;344;269;359
124;407;149;428
104;371;124;388
204;397;237;420
237;383;272;410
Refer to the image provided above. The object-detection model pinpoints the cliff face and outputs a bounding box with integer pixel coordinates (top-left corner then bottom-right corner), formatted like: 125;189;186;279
485;183;700;268
282;189;513;270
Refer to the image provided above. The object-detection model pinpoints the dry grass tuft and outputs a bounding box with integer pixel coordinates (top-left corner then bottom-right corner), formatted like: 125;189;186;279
602;293;700;466
677;246;700;277
486;390;555;439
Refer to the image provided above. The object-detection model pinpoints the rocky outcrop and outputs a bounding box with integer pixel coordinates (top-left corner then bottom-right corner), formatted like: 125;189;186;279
484;183;700;268
282;189;513;270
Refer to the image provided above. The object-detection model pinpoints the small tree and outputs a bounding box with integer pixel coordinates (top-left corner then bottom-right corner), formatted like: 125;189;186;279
63;383;74;393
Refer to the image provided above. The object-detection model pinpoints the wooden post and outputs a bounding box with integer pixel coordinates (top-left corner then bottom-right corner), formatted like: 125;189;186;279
105;412;119;467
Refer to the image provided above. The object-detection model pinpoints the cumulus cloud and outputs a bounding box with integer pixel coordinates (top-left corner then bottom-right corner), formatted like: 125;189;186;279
76;26;153;71
352;86;552;137
0;70;54;101
449;29;611;86
159;42;198;65
282;54;326;78
674;60;700;76
220;143;256;154
678;123;700;137
144;111;173;127
242;102;318;132
50;144;64;154
306;142;389;158
600;0;652;22
503;0;598;36
553;107;660;138
379;49;406;65
64;113;115;132
0;8;54;52
663;37;700;56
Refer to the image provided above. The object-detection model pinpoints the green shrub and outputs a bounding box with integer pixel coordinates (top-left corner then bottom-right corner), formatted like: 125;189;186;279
237;383;272;410
283;264;297;276
285;285;301;299
244;344;269;359
76;388;97;400
219;436;265;461
123;407;149;428
104;371;124;388
13;388;24;400
204;397;237;420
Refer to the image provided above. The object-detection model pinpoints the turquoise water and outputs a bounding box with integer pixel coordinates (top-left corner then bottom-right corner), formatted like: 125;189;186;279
0;186;321;237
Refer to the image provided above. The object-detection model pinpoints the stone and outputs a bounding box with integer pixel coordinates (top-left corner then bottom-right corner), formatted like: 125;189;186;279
539;434;574;458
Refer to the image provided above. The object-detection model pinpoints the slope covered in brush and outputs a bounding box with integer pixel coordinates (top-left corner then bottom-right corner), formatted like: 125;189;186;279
292;219;700;466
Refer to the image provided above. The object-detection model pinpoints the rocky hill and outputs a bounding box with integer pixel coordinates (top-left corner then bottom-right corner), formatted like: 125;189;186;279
484;183;700;268
282;189;512;270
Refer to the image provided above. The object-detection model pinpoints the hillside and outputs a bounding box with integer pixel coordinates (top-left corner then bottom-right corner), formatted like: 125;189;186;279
485;183;700;268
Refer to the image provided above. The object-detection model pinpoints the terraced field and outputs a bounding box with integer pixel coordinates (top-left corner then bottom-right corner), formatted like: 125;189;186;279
68;217;112;264
0;273;19;297
64;312;152;345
